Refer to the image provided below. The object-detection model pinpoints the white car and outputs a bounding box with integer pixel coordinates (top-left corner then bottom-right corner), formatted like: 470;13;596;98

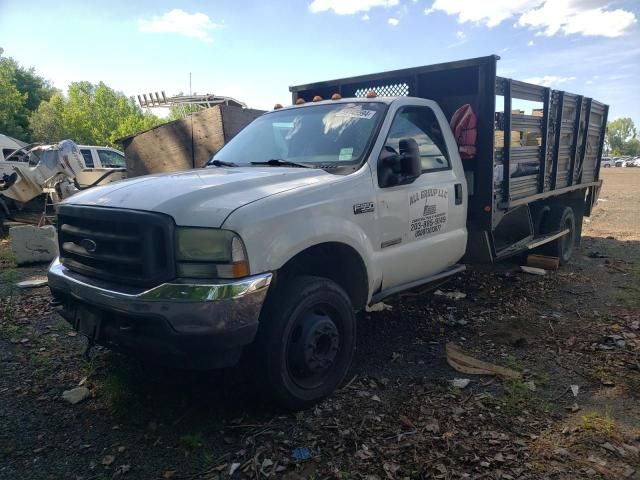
614;158;630;167
77;145;126;169
601;157;614;168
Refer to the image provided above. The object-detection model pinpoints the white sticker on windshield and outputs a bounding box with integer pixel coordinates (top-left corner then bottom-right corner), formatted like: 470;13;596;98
335;108;377;119
339;148;354;161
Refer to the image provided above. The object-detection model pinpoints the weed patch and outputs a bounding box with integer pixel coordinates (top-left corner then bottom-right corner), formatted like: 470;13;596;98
581;409;617;437
180;433;203;451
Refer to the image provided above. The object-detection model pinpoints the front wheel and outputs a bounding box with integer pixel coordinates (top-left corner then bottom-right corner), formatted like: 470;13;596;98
255;276;356;410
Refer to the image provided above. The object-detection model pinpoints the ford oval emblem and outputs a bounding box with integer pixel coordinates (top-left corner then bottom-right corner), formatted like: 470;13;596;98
80;238;97;253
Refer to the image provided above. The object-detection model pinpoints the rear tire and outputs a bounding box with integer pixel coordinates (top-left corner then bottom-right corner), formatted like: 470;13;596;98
542;205;576;265
255;275;356;410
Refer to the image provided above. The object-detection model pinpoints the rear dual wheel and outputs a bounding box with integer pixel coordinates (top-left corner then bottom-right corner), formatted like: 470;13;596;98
543;205;576;265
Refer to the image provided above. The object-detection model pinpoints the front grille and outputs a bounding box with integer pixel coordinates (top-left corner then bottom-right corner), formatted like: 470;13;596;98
57;205;175;287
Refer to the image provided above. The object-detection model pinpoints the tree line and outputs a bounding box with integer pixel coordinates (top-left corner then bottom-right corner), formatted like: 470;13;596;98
605;118;639;157
0;48;165;148
1;47;639;155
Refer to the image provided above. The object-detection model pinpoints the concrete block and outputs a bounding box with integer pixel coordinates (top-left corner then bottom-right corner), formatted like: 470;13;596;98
9;225;59;265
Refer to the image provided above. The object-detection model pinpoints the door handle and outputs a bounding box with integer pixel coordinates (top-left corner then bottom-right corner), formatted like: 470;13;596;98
454;183;463;205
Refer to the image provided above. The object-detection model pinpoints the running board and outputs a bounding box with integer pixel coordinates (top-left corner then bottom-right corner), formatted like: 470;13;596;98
369;264;466;305
526;228;570;250
494;228;569;260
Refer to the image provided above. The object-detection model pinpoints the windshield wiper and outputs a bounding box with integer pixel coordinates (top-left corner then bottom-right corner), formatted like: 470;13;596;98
251;159;314;169
208;159;238;167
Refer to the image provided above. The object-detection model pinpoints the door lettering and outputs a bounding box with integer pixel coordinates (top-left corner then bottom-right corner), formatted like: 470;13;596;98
408;187;449;240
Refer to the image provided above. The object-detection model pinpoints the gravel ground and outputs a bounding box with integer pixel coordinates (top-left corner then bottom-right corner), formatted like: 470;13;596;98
0;168;639;479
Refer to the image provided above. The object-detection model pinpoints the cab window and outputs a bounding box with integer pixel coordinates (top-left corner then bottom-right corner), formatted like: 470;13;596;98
384;106;450;173
97;150;126;168
80;149;94;168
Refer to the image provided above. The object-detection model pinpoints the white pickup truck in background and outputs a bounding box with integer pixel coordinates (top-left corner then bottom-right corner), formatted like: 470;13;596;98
48;56;608;409
0;141;126;210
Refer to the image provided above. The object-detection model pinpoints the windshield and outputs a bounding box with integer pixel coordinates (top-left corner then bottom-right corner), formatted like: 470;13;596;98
210;102;386;170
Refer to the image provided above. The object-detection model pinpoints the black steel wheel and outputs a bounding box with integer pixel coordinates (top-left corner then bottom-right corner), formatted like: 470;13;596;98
256;276;355;410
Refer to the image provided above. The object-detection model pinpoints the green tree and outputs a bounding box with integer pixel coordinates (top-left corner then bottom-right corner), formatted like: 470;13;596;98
30;81;166;147
29;93;68;143
0;68;26;139
168;103;201;120
606;117;637;155
626;137;640;156
0;47;54;140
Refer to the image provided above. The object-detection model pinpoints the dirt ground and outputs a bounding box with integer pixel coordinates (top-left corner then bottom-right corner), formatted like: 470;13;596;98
1;169;639;480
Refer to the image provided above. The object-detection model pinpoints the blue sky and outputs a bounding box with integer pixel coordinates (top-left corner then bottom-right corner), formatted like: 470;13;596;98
1;0;639;121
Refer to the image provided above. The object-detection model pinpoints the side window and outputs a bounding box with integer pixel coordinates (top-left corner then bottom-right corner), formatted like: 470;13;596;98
384;106;450;172
97;150;126;168
80;149;94;168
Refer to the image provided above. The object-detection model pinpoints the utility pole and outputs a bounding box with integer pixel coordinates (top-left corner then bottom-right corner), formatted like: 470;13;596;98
189;72;192;96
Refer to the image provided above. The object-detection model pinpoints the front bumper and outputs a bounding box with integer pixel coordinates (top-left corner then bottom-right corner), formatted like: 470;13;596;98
48;257;272;368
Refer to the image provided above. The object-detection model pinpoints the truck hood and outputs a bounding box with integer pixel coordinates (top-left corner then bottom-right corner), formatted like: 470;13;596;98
64;167;335;227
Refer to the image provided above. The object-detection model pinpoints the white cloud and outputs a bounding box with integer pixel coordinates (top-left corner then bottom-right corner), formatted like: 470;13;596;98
388;17;400;26
423;0;637;37
424;0;537;27
138;9;220;43
362;14;370;20
309;0;399;15
456;31;466;40
528;40;534;46
523;75;576;87
518;2;637;38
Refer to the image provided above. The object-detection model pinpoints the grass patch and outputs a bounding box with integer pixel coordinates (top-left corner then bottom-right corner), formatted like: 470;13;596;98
581;409;616;437
0;243;16;268
103;368;132;409
0;267;19;322
203;452;216;469
179;433;203;451
502;377;532;413
505;354;525;372
616;261;640;308
0;322;20;337
99;354;138;411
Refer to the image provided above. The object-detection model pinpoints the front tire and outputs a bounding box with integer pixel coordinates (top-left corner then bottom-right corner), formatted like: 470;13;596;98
256;276;356;410
543;205;576;265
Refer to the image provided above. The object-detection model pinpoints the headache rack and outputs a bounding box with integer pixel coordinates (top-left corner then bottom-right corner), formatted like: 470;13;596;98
290;55;608;231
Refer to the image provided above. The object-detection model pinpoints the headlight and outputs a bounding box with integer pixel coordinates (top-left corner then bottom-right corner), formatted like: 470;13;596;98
175;228;249;278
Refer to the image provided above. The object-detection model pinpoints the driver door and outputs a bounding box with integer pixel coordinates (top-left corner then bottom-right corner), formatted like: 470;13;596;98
375;102;467;290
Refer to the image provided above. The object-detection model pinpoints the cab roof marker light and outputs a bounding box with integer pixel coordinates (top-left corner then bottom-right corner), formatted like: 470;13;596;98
366;90;377;98
295;98;306;105
312;95;323;102
331;93;342;100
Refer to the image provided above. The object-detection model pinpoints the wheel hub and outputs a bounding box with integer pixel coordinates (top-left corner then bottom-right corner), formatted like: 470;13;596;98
291;312;340;375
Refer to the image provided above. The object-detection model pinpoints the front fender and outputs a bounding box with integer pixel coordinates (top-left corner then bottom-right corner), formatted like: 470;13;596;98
223;172;381;299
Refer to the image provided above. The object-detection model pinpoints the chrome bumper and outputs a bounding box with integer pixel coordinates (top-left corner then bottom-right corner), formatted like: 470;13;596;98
47;257;272;336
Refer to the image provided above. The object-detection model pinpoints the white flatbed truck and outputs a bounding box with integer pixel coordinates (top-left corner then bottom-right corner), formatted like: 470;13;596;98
48;55;608;409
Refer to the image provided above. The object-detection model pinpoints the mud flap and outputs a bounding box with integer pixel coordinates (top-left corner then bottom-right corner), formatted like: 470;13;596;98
585;183;602;217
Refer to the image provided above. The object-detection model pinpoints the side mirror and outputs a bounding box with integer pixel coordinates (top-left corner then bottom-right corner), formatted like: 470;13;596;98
378;138;422;188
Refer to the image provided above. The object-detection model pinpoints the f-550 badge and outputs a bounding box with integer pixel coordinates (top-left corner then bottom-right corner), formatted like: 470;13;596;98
353;202;375;215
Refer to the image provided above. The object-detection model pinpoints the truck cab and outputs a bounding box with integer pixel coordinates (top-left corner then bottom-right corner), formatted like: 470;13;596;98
48;55;607;409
